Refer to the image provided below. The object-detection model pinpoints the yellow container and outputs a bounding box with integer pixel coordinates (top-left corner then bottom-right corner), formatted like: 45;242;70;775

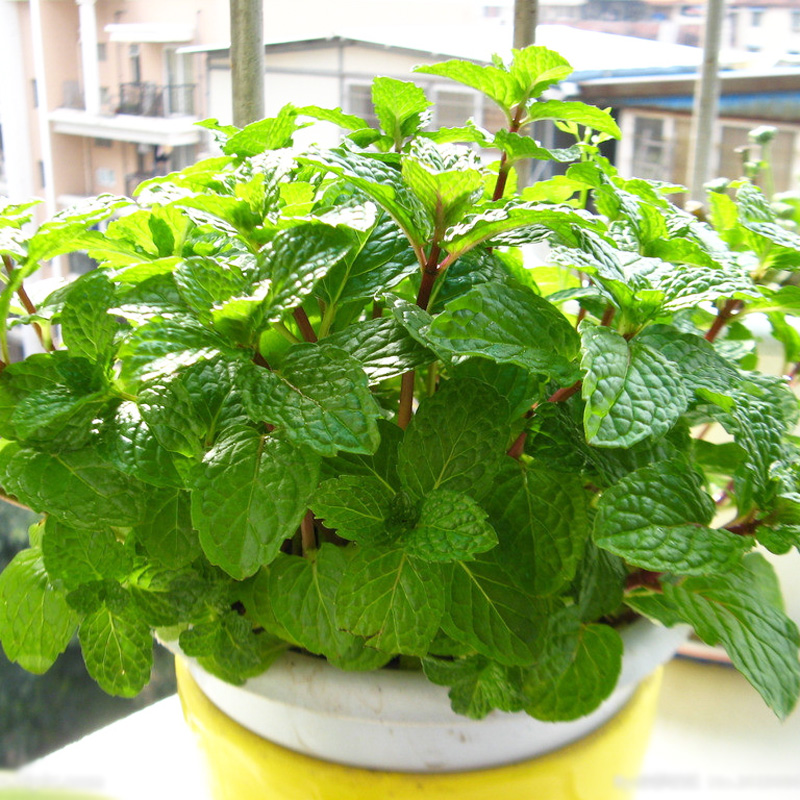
176;658;663;800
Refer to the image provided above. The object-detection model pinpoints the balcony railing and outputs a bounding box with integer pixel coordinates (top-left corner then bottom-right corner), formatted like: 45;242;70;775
116;82;196;117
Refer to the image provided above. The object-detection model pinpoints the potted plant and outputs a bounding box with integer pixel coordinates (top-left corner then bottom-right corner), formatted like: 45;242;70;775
1;46;799;798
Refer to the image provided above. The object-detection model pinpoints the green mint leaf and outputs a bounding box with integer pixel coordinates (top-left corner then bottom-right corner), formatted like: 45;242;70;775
486;460;590;595
452;358;542;419
397;377;510;499
570;540;627;622
190;426;320;579
581;322;688;447
445;204;598;257
624;588;686;628
426;284;580;382
414;61;519;119
174;256;249;318
509;46;574;100
422;655;525;719
101;401;188;489
441;555;550;666
118;314;245;384
60;270;119;364
322;418;403;486
324;317;436;384
335;547;444;656
222;106;300;156
402;489;497;562
0;442;147;528
664;555;800;719
523;622;623;721
636;324;739;400
240;343;381;456
310;475;394;544
0;548;78;673
493;130;581;165
136;489;201;569
128;567;213;627
138;357;248;459
195;613;287;685
212;224;353;340
0;353;110;451
79;603;153;697
401;159;483;233
317;212;418;307
371;78;432;146
524;100;621;138
264;546;389;670
42;518;131;590
595;460;749;575
299;147;430;245
298;105;369;130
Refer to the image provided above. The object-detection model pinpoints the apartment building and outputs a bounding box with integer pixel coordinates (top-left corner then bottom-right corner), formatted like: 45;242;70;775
0;0;494;217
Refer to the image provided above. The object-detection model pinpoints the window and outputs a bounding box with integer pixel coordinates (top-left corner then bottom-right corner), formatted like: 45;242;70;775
94;138;112;148
631;116;669;182
432;89;476;129
38;160;45;187
31;79;38;109
346;84;379;129
792;10;800;32
97;42;107;62
95;167;115;188
751;9;764;27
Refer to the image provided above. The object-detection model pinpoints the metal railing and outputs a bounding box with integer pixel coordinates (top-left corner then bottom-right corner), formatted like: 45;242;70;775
117;83;196;117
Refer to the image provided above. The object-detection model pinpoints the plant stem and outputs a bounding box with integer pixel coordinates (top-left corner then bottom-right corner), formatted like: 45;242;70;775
600;305;616;327
426;362;438;396
491;104;527;202
399;243;443;425
2;254;54;353
274;320;301;344
705;298;742;343
300;510;317;554
625;569;663;592
372;301;384;319
293;307;318;343
398;371;415;429
0;487;32;512
253;350;271;370
415;243;442;311
548;381;582;403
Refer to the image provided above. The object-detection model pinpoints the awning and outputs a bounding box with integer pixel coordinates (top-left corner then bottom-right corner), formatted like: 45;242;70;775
104;23;195;44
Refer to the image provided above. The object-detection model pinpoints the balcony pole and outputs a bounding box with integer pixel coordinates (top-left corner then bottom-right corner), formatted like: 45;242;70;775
76;0;100;115
230;0;264;126
688;0;726;202
513;0;537;49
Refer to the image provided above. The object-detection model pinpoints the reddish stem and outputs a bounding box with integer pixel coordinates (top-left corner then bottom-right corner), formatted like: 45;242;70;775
600;305;616;327
398;372;415;429
625;569;663;592
415;243;442;311
724;519;761;536
491;104;527;202
705;298;742;343
253;351;271;370
2;254;53;352
300;511;317;554
293;307;318;343
548;381;582;404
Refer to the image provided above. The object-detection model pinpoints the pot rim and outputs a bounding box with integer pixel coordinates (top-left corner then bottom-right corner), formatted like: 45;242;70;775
168;618;691;771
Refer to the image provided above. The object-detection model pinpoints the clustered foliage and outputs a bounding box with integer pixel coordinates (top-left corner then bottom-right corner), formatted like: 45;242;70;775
1;47;799;722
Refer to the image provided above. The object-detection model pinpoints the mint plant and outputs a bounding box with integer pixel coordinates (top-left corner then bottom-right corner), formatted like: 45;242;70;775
1;46;799;723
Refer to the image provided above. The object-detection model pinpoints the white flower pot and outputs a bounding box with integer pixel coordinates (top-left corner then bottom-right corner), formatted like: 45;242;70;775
175;618;689;773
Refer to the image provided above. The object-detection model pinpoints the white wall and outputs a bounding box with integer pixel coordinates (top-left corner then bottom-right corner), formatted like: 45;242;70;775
0;0;35;201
